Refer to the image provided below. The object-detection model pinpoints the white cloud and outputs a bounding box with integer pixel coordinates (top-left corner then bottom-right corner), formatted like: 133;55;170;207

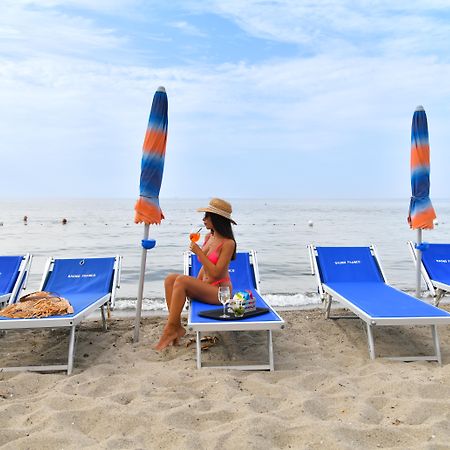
1;1;450;198
2;49;449;198
9;0;140;13
0;2;125;61
187;0;450;57
169;21;206;37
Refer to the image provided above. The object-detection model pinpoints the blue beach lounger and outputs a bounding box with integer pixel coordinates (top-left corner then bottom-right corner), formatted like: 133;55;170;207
308;245;450;363
184;250;285;371
408;241;450;306
0;256;122;374
0;254;32;308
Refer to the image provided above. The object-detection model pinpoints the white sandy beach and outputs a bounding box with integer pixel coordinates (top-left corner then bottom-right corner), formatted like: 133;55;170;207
1;307;450;449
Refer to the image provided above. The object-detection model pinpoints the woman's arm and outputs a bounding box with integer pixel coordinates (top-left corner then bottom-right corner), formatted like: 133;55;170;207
191;233;211;280
197;266;205;280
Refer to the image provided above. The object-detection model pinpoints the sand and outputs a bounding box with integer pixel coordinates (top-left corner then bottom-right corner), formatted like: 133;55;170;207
1;307;450;449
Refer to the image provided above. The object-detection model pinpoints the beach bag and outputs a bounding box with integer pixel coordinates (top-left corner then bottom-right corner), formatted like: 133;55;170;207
0;291;73;319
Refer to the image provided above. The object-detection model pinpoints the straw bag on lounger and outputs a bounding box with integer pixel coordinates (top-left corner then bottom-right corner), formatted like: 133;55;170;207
0;291;73;318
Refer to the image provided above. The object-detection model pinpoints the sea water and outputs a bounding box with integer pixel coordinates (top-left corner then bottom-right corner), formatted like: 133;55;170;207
1;198;450;311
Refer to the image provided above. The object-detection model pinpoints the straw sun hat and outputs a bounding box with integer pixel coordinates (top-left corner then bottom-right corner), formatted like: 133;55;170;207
197;198;237;225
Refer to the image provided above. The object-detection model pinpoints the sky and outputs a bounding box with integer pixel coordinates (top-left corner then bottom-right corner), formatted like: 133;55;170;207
1;0;450;199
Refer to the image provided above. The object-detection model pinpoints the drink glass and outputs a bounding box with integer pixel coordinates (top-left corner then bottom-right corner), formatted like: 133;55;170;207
218;286;231;318
189;227;202;243
233;299;245;317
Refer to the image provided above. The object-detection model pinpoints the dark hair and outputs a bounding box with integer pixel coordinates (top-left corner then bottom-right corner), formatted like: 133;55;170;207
208;212;236;260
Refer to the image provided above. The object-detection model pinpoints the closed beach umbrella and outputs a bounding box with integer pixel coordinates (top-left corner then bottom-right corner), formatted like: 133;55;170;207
133;86;168;342
407;105;436;297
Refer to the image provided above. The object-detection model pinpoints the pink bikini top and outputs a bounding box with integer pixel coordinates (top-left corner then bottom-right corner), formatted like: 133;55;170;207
203;236;224;265
207;242;224;264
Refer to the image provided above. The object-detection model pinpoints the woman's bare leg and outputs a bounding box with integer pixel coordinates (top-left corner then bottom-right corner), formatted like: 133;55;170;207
155;276;220;351
163;273;184;345
164;273;180;311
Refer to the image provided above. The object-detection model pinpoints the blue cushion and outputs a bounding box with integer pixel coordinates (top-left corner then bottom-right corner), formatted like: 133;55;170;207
191;252;257;291
43;258;115;296
189;252;282;324
189;289;281;323
316;247;384;283
0;257;115;320
421;244;450;285
326;282;450;318
0;256;22;295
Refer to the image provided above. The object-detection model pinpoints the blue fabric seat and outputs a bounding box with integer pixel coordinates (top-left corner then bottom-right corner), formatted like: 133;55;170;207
408;242;450;306
41;257;116;316
189;252;280;324
0;254;32;306
326;282;449;319
309;245;450;363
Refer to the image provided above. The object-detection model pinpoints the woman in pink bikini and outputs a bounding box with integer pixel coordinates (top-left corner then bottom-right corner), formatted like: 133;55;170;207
155;198;237;351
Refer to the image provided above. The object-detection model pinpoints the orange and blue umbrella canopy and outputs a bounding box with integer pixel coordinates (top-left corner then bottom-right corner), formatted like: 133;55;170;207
407;105;436;230
134;87;168;225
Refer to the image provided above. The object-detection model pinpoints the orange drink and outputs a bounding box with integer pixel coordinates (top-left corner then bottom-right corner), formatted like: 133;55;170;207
189;232;200;242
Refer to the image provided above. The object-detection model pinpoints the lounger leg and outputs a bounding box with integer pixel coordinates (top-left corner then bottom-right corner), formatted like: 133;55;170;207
196;331;202;369
366;323;376;360
67;325;76;375
431;325;442;365
101;305;108;331
267;330;274;371
325;293;332;319
435;290;445;307
325;294;358;320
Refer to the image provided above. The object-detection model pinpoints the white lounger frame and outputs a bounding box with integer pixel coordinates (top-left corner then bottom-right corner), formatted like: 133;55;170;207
0;254;32;308
184;250;285;371
407;241;449;306
0;256;122;375
309;244;450;364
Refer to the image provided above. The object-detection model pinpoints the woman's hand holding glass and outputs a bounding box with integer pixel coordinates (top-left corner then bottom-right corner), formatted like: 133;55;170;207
189;227;202;254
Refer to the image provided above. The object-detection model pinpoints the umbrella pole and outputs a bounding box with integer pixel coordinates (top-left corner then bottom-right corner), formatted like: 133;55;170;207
133;223;150;342
415;228;422;298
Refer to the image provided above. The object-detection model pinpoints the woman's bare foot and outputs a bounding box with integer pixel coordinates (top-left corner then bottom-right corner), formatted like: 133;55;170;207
173;326;186;346
178;326;186;339
154;324;179;351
